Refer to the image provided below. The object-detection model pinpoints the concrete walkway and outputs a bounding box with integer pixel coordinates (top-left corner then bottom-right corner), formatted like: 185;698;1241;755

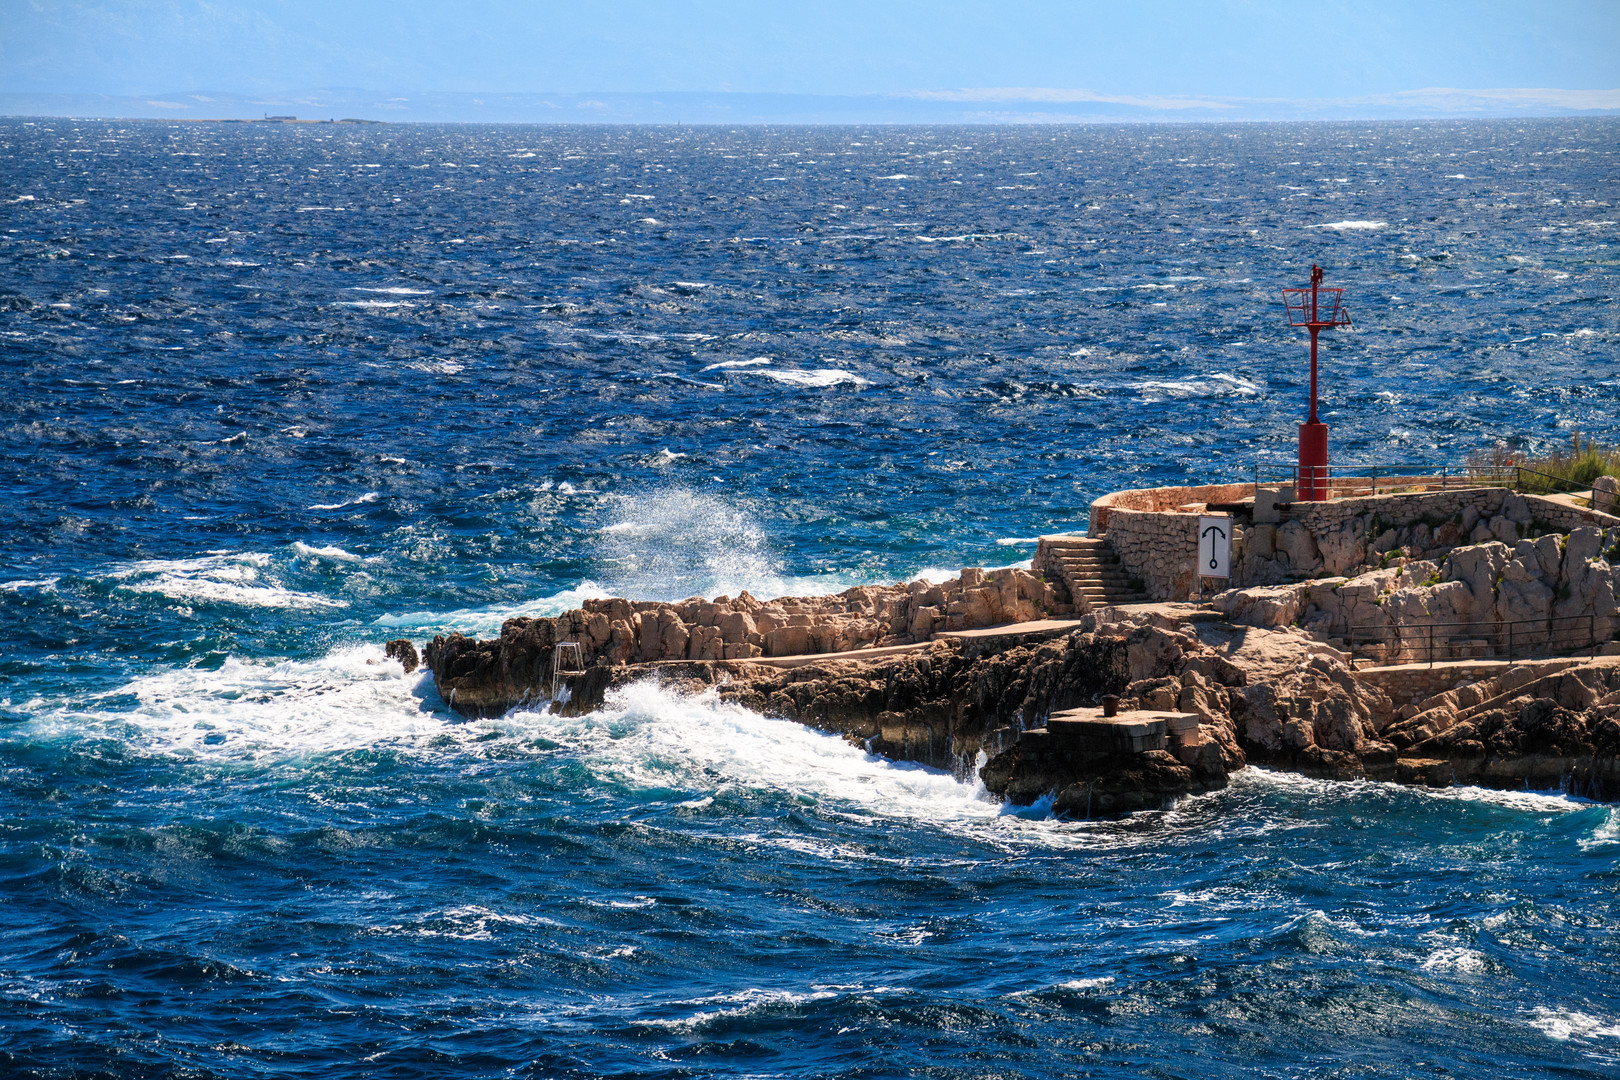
739;617;1096;669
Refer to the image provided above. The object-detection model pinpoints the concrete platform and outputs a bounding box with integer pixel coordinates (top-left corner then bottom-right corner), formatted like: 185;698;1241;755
741;641;932;669
1042;707;1202;754
742;618;1094;668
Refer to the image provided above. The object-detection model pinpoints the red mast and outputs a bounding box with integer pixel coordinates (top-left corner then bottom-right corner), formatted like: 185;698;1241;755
1281;265;1351;501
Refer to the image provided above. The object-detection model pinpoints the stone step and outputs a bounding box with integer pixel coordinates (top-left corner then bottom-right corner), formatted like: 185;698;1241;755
1036;535;1145;612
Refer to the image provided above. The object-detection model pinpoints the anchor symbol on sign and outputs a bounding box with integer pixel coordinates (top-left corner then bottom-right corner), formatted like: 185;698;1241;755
1201;523;1227;571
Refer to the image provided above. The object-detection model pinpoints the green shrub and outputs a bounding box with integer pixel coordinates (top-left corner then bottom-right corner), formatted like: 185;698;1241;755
1477;431;1620;493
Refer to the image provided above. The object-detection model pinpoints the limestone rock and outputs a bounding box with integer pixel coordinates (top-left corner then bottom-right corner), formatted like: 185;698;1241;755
1594;475;1619;516
1277;520;1323;574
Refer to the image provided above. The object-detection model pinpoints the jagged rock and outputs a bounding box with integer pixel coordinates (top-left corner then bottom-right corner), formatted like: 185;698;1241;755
424;559;1620;811
385;639;420;673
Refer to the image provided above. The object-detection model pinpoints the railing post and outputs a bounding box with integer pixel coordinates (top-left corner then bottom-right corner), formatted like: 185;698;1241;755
1508;621;1513;661
1428;623;1435;669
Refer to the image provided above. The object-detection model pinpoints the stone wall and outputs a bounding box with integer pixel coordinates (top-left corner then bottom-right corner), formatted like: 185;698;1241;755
1104;508;1204;602
1091;479;1620;602
1089;482;1255;535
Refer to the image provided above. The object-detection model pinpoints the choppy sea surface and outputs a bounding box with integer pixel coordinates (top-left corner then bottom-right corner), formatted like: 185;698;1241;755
2;118;1618;1077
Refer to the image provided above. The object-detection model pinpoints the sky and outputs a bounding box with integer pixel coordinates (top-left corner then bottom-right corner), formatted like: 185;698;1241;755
2;0;1618;118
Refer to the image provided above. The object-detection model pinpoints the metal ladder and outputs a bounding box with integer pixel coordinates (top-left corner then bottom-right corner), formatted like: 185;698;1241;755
551;642;585;700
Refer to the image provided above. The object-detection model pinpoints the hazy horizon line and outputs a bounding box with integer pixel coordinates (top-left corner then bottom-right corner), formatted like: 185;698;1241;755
4;85;1619;125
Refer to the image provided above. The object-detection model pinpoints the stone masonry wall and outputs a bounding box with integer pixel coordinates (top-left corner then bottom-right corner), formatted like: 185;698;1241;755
1089;482;1254;535
1094;482;1620;603
1105;509;1203;602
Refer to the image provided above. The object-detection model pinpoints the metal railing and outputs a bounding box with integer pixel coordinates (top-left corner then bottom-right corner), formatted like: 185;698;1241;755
1344;614;1615;668
1250;462;1593;500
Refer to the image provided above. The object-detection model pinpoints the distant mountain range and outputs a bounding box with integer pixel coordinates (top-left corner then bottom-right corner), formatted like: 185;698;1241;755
4;86;1618;124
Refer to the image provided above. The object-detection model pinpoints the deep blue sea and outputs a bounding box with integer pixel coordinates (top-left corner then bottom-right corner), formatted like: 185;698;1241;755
2;117;1619;1078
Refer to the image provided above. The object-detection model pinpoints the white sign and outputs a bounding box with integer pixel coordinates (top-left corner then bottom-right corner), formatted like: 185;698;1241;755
1198;515;1232;579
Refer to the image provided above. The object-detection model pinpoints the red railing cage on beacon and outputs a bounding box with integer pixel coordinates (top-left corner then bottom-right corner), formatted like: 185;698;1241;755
1281;265;1353;502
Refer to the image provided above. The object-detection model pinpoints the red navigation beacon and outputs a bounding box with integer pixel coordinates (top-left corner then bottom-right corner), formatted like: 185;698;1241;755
1281;265;1352;501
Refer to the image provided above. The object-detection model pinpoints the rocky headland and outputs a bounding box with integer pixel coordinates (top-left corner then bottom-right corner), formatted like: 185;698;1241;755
415;482;1620;817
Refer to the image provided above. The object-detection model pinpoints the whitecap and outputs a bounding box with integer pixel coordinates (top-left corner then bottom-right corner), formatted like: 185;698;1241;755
401;359;465;375
647;449;687;465
875;174;912;180
1420;947;1487;974
996;537;1041;545
26;645;437;757
521;680;1005;824
308;492;381;511
1007;977;1113;997
1579;807;1619;850
1527;1007;1620;1041
0;577;59;591
645;373;724;389
105;553;345;611
335;300;412;309
755;368;872;388
290;542;362;563
700;357;772;372
348;286;433;296
1135;373;1262;398
635;986;842;1032
1312;220;1388;230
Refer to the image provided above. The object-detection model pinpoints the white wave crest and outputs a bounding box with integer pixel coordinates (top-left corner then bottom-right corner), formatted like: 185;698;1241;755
1420;947;1487;974
1527;1007;1620;1041
699;357;773;372
523;680;1004;823
1312;220;1388;230
1134;373;1262;399
308;492;381;511
348;286;433;295
1;577;60;591
636;987;842;1032
755;368;872;388
290;542;362;562
30;645;437;757
106;553;345;611
1580;807;1620;850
